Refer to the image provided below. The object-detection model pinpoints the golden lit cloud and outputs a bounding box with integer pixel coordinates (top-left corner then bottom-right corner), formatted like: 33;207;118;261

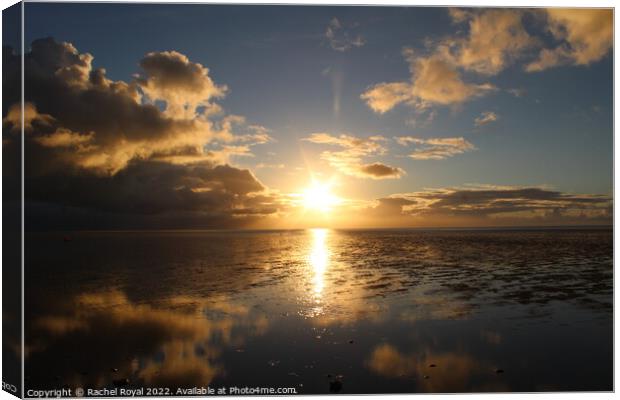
446;9;536;75
137;50;227;119
5;38;270;176
0;38;294;228
361;52;495;113
526;9;613;72
360;82;411;114
396;136;476;160
33;128;95;148
474;111;498;126
367;344;501;392
3;102;54;132
29;290;267;389
303;133;404;179
361;8;611;117
410;55;495;106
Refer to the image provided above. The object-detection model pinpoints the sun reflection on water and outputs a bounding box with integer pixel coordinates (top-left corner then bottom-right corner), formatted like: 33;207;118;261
309;228;329;298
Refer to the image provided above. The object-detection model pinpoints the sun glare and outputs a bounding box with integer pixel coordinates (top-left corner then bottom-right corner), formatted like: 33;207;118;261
301;180;340;212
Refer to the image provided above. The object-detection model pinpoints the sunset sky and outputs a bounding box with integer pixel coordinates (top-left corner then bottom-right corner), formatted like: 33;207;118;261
3;4;613;229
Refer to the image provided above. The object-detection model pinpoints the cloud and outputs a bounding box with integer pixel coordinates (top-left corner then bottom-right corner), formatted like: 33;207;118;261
324;17;366;52
360;82;411;114
410;55;496;106
361;8;611;116
26;160;275;213
405;109;437;129
361;8;535;114
136;50;227;118
474;111;498;126
526;9;613;72
255;163;285;169
507;88;526;97
359;162;404;179
27;290;268;389
4;38;273;176
447;7;471;23
396;136;476;160
368;196;418;217
367;344;487;392
3;102;55;132
445;9;536;75
361;51;495;114
33;127;95;148
365;186;612;226
2;37;285;229
303;133;404;179
214;115;274;147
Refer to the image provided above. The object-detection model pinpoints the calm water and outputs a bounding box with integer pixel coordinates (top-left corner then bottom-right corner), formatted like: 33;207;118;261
24;229;613;393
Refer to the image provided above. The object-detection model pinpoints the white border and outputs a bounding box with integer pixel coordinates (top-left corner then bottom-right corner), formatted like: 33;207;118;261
0;1;616;400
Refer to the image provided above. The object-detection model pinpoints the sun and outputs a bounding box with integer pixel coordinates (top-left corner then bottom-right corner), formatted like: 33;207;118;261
301;180;340;212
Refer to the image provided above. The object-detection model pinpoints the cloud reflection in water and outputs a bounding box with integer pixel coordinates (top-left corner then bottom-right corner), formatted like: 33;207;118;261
26;291;268;390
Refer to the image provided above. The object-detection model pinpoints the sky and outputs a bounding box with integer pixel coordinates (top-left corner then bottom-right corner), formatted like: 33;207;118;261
2;4;614;229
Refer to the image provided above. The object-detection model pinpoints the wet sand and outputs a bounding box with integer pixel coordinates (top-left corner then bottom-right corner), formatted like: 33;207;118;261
24;228;612;393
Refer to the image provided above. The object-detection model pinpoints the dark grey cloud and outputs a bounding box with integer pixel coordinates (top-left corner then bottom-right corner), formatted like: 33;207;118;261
23;160;285;230
359;163;404;179
367;187;612;225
